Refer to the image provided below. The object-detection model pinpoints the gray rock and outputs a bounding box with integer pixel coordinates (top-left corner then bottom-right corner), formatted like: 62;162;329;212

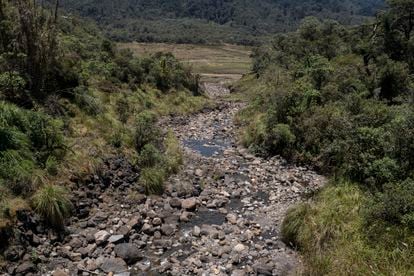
94;230;110;245
99;258;127;273
253;263;273;275
169;198;182;209
109;235;125;244
193;226;201;237
182;198;197;210
15;261;35;274
234;243;246;252
152;217;162;226
161;224;175;236
114;243;143;265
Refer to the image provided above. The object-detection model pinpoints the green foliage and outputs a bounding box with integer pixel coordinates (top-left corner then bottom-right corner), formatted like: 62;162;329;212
74;86;104;116
243;4;414;274
0;102;65;193
32;184;72;229
366;178;414;229
134;111;159;152
59;0;384;45
281;203;310;248
163;130;183;174
139;167;165;195
138;144;163;168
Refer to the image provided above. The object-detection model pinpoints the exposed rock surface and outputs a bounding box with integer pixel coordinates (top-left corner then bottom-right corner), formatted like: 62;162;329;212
1;83;325;275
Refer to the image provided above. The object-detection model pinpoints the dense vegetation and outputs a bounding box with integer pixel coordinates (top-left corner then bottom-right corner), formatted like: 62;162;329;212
236;0;414;274
58;0;385;44
0;0;206;232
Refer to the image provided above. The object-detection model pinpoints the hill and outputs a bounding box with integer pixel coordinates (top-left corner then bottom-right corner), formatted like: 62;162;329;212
59;0;385;44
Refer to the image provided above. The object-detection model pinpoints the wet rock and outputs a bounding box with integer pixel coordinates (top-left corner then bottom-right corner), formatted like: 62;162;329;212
114;243;143;264
180;211;192;222
99;257;127;273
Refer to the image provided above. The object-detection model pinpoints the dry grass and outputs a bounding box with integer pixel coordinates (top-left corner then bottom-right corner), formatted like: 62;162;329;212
118;43;252;83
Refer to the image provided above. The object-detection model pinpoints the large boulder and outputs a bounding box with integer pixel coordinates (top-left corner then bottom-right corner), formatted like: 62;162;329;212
99;258;128;273
114;243;143;265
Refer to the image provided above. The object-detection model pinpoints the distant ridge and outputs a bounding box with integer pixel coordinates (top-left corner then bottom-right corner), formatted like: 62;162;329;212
59;0;385;44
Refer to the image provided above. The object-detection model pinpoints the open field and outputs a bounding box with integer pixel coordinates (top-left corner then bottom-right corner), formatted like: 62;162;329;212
118;43;252;83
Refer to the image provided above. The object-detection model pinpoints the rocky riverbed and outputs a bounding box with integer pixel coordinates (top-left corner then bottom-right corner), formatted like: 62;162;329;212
1;83;325;276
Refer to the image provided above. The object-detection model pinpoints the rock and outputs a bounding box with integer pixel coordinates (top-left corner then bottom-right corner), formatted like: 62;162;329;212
180;211;192;222
94;230;110;245
231;269;246;276
234;244;246;253
141;223;153;234
99;258;127;273
108;235;125;244
127;217;141;228
193;226;201;237
52;269;69;276
161;224;175;236
69;237;83;249
195;169;203;177
152;217;162;226
253;263;273;275
114;243;143;265
4;245;24;261
169;198;182;209
226;213;237;224
78;243;97;257
182;198;197;210
15;261;35;274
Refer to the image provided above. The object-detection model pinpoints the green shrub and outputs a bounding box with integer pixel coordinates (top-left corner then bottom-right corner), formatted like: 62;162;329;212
0;103;65;193
163;130;183;174
116;96;130;124
265;123;296;155
45;156;59;176
138;144;163;168
74;86;104;116
139;167;165;195
134;111;159;152
32;184;72;229
366;178;414;229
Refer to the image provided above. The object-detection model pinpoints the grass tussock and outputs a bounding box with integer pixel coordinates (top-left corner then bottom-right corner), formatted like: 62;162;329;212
32;185;72;229
139;167;165;195
282;183;414;275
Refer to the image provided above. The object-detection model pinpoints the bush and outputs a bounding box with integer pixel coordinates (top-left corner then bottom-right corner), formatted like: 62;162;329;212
139;167;165;195
265;123;296;155
366;178;414;229
134;111;159;152
32;184;72;229
0;103;65;193
138;144;163;168
163;130;183;174
74;86;104;116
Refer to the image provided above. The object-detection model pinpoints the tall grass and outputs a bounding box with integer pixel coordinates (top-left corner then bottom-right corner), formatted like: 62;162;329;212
32;184;72;229
282;183;414;275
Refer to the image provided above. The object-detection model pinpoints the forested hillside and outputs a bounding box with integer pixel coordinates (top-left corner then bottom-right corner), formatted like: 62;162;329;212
59;0;385;44
235;0;414;273
0;0;207;259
